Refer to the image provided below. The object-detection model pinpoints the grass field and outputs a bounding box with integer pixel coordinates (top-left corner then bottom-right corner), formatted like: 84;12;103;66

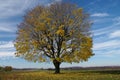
0;70;120;80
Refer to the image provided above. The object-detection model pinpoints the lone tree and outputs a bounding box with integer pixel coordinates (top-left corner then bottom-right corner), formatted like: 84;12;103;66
14;2;94;73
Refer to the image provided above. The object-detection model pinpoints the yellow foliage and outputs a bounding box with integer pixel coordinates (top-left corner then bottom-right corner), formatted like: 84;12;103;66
14;3;93;64
46;18;52;23
31;40;39;49
34;21;47;31
51;25;56;29
81;37;92;48
41;39;46;44
78;8;83;13
63;55;72;63
71;44;75;48
39;56;46;62
59;25;64;29
62;41;66;48
68;19;74;24
19;29;24;33
47;45;51;49
56;57;62;62
56;29;65;36
72;8;83;16
69;30;74;36
50;58;54;61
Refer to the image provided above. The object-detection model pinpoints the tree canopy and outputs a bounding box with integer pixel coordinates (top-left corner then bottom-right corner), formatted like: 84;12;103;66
14;2;94;73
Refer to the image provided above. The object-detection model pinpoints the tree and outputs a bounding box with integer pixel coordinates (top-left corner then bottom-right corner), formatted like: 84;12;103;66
14;2;94;73
0;66;3;71
4;66;12;72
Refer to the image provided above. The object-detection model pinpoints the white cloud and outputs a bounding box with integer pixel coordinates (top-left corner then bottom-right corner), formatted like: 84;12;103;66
0;41;15;57
0;0;29;18
0;22;17;32
0;51;14;57
47;0;62;6
92;16;120;58
0;0;62;18
92;16;120;37
0;34;16;38
54;0;62;1
0;41;14;49
106;49;120;55
109;30;120;38
0;0;62;32
113;17;120;22
91;13;109;17
93;39;120;57
0;0;52;18
93;48;120;58
93;40;120;50
0;27;13;32
93;19;120;36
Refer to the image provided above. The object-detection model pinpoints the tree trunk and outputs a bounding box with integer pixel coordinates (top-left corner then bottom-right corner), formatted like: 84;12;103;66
53;60;61;74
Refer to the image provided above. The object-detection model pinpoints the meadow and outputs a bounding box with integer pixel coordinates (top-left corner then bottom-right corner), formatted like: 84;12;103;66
0;69;120;80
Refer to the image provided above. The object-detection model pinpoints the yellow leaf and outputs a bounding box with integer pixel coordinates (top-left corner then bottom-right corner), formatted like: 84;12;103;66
56;29;65;36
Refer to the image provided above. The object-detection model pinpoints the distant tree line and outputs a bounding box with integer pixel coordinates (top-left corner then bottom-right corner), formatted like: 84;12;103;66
0;66;12;72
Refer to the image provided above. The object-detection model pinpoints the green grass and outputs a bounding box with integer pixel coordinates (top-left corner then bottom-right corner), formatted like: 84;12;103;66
0;70;120;80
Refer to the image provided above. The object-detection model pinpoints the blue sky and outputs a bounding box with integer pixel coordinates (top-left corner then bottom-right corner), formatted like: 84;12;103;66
0;0;120;68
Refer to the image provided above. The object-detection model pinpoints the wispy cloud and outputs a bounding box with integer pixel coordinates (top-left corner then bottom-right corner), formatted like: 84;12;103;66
47;0;62;6
0;41;15;57
93;39;120;58
109;30;120;38
0;0;30;18
0;27;14;32
0;0;62;33
91;13;109;17
0;34;16;38
94;48;120;58
0;51;14;57
113;17;120;22
0;0;62;19
0;22;17;32
93;40;120;50
0;41;14;49
92;15;120;58
0;0;59;18
93;19;120;36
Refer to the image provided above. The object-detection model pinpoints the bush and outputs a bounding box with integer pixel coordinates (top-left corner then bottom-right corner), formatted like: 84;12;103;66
0;66;3;71
4;66;12;72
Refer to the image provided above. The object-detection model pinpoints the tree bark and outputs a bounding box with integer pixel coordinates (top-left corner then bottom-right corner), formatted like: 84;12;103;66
53;59;61;74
